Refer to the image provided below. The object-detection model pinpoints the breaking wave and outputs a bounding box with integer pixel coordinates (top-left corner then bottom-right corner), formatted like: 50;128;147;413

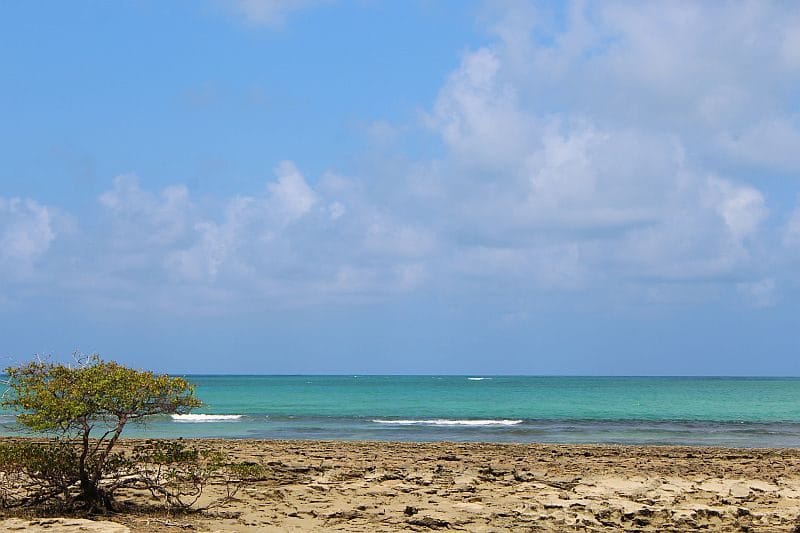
371;419;522;426
171;414;243;422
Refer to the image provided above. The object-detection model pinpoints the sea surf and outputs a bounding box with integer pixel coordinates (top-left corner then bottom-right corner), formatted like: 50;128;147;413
2;375;800;447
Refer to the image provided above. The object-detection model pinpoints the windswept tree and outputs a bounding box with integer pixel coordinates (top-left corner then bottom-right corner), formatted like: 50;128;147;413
1;354;201;511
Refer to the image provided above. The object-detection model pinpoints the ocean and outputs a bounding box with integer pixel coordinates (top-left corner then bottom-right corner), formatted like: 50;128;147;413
2;376;800;447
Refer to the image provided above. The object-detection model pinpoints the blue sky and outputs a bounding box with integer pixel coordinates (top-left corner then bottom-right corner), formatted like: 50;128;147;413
2;0;800;374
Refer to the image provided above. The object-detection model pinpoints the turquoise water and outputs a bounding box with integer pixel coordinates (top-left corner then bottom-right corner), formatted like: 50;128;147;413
3;376;800;447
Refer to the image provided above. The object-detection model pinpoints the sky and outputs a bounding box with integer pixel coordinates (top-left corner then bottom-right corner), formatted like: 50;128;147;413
1;0;800;375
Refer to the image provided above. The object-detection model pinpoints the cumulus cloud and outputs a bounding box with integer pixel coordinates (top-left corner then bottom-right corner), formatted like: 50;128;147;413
74;162;432;310
5;1;800;313
428;47;531;173
165;212;238;284
268;161;317;221
705;178;767;242
99;174;192;248
418;27;774;290
0;198;57;274
478;1;800;173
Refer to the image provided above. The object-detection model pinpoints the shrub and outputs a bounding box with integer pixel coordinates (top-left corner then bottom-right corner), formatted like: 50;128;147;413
0;354;264;513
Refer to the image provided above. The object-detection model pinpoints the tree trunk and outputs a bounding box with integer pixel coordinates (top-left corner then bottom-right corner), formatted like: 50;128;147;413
78;422;113;512
79;473;112;513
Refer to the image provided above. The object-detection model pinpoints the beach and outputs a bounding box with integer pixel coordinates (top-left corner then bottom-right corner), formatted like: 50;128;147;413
3;376;800;530
5;439;800;532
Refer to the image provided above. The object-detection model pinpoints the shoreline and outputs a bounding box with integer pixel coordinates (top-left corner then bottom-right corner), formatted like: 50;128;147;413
4;438;800;531
118;436;800;452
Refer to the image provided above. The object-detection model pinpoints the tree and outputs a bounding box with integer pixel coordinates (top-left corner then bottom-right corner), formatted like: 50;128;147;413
1;354;201;512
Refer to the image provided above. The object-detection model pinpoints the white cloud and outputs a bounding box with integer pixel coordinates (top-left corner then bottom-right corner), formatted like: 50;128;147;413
166;219;233;284
705;178;767;242
76;161;431;310
428;47;533;174
99;174;192;248
403;1;800;296
478;1;800;174
268;160;316;221
420;41;772;289
0;197;56;269
5;1;800;313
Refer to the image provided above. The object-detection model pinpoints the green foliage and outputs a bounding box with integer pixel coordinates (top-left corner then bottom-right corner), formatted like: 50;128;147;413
127;439;269;509
0;440;80;506
0;438;268;512
0;354;203;512
227;461;271;482
4;354;199;434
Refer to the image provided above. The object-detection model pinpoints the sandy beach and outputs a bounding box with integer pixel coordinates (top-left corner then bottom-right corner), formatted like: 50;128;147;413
5;439;800;532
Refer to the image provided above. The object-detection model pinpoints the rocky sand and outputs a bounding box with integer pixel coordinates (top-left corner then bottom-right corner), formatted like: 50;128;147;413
5;440;800;531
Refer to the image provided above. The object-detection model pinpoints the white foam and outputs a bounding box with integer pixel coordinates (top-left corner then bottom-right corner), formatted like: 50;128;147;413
171;414;243;422
467;377;491;381
371;419;522;426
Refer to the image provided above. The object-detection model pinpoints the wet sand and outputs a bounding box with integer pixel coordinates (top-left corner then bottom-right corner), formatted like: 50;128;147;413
6;439;800;531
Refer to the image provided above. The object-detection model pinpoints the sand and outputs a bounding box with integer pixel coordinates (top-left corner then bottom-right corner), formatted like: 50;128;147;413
4;439;800;531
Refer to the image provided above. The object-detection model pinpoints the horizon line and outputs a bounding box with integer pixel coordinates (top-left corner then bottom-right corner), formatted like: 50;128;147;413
166;373;800;379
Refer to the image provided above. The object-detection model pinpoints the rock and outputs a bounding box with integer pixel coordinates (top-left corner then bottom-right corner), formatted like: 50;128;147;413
453;502;485;513
0;518;130;532
379;471;405;481
408;516;450;529
478;465;509;479
327;510;361;520
692;506;723;519
513;470;535;482
453;474;478;485
730;483;751;499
